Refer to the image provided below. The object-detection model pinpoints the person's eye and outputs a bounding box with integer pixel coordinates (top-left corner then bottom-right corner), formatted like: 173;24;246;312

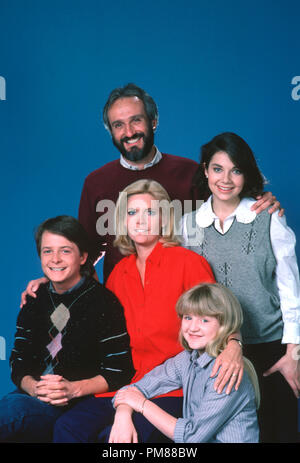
233;168;242;175
132;116;142;123
42;249;51;254
183;315;192;320
147;209;156;216
62;249;71;254
127;209;136;216
201;318;209;323
113;122;122;129
213;167;222;173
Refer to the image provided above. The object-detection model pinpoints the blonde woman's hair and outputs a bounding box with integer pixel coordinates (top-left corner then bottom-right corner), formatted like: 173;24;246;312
113;179;181;256
176;283;260;408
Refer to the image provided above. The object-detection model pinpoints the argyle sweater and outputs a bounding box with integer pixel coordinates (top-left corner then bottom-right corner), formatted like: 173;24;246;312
78;153;200;281
10;277;135;391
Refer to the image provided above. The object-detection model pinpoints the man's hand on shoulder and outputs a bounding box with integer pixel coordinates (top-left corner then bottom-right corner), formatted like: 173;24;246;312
20;276;49;308
251;191;284;216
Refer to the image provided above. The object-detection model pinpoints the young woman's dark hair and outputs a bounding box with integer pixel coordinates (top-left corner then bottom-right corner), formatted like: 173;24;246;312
35;215;94;277
193;132;266;199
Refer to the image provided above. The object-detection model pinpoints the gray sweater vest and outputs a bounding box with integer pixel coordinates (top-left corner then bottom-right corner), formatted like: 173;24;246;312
184;209;283;344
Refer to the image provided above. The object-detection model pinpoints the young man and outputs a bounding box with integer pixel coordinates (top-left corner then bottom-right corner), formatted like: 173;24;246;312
0;216;134;442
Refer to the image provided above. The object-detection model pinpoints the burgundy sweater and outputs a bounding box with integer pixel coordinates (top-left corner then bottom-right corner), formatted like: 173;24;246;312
78;153;199;281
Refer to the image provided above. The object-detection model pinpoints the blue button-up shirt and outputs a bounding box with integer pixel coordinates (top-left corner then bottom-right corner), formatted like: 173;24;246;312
130;350;259;443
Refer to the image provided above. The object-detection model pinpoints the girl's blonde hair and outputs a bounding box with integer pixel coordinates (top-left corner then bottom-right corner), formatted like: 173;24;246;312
176;283;260;408
113;179;181;256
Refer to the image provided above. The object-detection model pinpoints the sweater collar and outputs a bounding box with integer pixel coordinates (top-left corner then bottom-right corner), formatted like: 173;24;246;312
196;196;257;229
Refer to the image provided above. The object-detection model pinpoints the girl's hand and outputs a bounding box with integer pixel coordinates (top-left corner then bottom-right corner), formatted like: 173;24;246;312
263;344;300;398
210;340;244;394
109;405;138;443
114;386;146;413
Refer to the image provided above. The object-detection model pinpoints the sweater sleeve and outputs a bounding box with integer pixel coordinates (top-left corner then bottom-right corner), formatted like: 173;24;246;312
9;298;42;388
105;264;118;294
78;177;106;264
96;287;135;391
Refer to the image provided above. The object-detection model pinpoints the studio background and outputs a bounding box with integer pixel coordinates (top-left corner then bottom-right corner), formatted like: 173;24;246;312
0;0;299;398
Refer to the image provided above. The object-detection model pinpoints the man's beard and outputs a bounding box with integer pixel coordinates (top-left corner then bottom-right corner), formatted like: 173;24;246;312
112;124;154;163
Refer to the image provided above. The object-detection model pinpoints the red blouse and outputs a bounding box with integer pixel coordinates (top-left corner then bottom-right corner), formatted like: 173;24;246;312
96;242;215;397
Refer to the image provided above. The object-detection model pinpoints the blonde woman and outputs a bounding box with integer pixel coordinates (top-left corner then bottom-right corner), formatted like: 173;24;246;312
54;180;243;443
111;283;259;443
106;179;241;389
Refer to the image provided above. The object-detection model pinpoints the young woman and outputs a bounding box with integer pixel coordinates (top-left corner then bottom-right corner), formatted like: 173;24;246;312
181;132;300;443
110;283;259;443
53;180;244;443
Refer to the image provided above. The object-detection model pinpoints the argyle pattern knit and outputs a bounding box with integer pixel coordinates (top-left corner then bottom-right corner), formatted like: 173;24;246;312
10;278;135;391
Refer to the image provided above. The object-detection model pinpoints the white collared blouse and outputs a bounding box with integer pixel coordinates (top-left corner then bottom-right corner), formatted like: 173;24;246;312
181;196;300;344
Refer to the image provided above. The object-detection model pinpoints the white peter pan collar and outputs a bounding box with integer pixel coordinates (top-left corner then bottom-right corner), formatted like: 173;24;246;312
196;196;257;230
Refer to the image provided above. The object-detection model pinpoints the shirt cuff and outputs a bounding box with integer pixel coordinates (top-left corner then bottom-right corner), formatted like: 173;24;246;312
173;417;187;443
282;322;300;344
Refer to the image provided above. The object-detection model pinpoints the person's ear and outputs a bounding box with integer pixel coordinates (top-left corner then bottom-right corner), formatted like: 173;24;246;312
80;252;88;266
152;120;158;131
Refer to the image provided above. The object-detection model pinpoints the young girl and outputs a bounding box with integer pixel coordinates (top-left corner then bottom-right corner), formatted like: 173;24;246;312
181;132;300;442
110;283;259;443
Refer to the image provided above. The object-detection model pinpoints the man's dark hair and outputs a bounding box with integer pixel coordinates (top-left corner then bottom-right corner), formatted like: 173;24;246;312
102;83;159;132
35;215;94;277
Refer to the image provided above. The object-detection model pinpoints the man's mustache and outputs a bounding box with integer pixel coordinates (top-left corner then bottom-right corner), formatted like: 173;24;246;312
121;132;145;144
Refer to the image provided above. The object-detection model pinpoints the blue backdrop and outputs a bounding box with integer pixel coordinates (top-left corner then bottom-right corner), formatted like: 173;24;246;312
0;0;299;398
